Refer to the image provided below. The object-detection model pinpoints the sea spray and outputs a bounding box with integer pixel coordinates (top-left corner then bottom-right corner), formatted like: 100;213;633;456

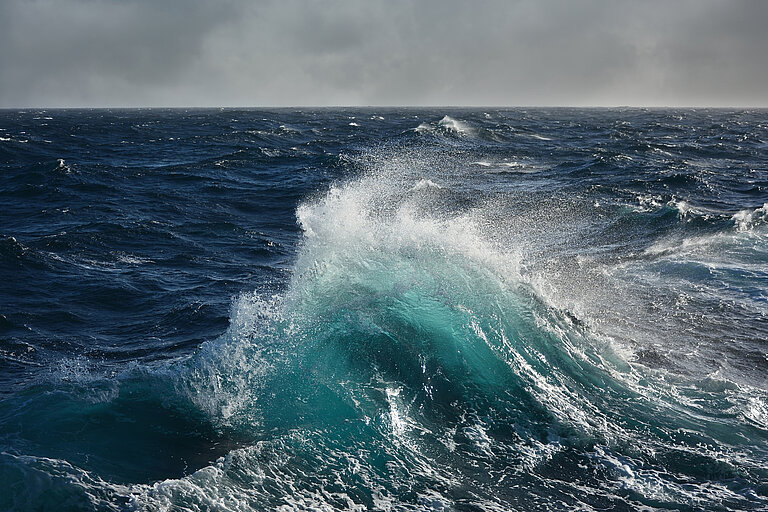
151;158;768;510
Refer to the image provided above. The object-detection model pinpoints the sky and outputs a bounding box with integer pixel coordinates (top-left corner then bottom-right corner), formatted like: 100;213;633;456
1;0;766;108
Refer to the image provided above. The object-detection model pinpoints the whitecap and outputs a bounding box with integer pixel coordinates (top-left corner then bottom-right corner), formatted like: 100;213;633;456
409;179;443;191
732;203;768;232
413;122;433;134
437;115;470;134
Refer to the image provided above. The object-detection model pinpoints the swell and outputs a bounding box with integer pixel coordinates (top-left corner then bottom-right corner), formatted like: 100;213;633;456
139;156;768;510
2;110;768;511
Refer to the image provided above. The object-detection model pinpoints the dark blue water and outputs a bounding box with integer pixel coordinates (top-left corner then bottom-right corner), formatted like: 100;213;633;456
1;108;767;511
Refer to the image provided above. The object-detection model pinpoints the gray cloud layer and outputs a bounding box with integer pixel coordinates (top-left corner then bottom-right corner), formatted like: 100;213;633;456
1;0;766;107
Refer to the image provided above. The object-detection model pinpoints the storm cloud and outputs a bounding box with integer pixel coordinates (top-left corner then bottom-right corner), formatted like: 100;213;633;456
1;0;766;107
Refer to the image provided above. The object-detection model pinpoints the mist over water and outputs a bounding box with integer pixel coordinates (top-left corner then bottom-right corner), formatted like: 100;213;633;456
1;108;767;510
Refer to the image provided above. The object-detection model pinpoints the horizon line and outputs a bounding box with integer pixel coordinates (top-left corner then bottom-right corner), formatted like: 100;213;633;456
2;104;768;110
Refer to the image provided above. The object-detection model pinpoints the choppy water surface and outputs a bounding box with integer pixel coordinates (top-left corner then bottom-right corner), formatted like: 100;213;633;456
1;108;767;511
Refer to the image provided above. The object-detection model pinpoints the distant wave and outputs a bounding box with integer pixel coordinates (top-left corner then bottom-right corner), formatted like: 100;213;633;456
413;115;473;136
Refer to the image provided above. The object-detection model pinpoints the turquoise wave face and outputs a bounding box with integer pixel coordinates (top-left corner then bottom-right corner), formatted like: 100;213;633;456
149;172;767;511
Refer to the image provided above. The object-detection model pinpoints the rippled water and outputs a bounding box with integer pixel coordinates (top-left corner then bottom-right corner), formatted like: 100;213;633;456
1;108;767;511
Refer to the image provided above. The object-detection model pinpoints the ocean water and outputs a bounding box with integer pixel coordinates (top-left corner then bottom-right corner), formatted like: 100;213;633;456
1;108;767;511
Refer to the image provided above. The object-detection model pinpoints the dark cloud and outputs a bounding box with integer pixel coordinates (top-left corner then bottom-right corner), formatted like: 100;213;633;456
1;0;766;107
0;0;240;106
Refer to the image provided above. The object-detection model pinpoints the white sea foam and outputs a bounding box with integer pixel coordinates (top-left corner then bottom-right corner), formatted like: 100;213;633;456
666;199;720;220
278;124;301;133
294;175;520;285
437;115;470;134
742;395;768;430
733;203;768;232
669;198;695;217
412;115;472;136
179;291;279;428
635;194;664;211
259;147;281;157
414;122;433;133
409;178;443;191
